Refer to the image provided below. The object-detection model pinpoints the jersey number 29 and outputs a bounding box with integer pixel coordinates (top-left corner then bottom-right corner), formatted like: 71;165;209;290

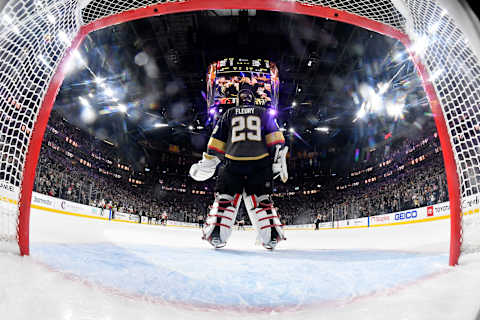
231;116;261;143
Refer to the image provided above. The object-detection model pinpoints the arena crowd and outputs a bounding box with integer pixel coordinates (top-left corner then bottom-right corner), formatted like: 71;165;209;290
34;111;449;226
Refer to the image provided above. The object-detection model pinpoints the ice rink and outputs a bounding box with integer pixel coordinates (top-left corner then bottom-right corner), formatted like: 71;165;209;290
1;208;480;320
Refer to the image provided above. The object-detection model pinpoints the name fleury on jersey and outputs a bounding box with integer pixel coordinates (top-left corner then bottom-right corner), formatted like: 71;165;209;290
207;106;285;161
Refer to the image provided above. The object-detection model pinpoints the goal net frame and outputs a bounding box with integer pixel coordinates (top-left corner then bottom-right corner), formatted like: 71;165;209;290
1;0;478;266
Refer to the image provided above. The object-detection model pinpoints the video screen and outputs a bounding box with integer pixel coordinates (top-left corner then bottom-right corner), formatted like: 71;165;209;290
206;58;279;109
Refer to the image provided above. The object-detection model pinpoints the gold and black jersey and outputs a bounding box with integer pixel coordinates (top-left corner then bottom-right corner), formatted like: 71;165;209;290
207;106;285;161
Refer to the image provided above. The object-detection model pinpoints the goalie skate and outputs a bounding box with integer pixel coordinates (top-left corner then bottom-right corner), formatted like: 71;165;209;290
202;193;241;248
245;193;286;250
203;224;227;249
263;240;277;250
209;232;226;249
262;227;281;250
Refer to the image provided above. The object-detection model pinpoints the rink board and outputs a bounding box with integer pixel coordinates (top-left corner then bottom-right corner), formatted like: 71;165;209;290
1;182;480;230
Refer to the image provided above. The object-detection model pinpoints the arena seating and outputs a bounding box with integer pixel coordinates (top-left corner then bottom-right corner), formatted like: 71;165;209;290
34;111;448;225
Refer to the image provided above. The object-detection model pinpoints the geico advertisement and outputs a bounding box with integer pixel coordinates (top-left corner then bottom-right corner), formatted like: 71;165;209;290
394;209;419;221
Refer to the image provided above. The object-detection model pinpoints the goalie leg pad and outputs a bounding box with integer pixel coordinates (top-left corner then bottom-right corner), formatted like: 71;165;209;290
202;193;241;248
244;194;286;250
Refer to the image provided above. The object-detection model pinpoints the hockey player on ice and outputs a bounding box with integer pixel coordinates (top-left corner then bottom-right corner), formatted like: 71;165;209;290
189;89;288;250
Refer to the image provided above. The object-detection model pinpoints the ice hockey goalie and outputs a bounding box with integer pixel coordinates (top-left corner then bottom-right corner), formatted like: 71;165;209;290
190;89;288;250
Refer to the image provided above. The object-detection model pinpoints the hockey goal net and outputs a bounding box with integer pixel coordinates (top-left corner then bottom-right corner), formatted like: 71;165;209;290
0;0;479;265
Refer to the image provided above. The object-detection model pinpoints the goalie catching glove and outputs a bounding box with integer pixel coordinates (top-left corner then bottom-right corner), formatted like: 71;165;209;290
272;145;288;183
189;152;221;181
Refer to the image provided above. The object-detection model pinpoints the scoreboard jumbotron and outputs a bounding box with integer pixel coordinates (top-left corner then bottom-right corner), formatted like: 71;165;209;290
206;58;279;112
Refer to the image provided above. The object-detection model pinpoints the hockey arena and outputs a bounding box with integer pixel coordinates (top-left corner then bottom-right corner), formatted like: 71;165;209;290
1;0;480;319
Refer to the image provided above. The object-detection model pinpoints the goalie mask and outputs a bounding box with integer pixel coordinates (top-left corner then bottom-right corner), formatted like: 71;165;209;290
237;89;254;106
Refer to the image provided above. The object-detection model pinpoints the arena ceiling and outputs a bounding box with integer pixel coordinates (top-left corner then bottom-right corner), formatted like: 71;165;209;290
53;10;435;173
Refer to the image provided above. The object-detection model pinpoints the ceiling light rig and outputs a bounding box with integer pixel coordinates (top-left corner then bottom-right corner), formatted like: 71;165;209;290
315;127;329;133
78;96;90;107
154;123;168;128
117;104;127;113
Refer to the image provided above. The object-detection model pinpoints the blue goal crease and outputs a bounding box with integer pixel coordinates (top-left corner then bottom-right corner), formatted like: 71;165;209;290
30;243;448;307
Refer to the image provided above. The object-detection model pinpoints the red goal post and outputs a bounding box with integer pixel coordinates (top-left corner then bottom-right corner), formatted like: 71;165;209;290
0;0;478;266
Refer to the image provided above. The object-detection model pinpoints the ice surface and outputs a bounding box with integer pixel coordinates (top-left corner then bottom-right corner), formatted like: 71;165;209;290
1;209;480;320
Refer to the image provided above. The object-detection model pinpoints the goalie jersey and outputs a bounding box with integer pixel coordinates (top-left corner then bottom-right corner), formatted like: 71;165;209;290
207;106;285;161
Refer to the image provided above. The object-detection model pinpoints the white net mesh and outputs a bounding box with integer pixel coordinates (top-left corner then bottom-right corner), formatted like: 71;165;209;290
0;0;81;253
399;0;480;255
0;0;479;259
